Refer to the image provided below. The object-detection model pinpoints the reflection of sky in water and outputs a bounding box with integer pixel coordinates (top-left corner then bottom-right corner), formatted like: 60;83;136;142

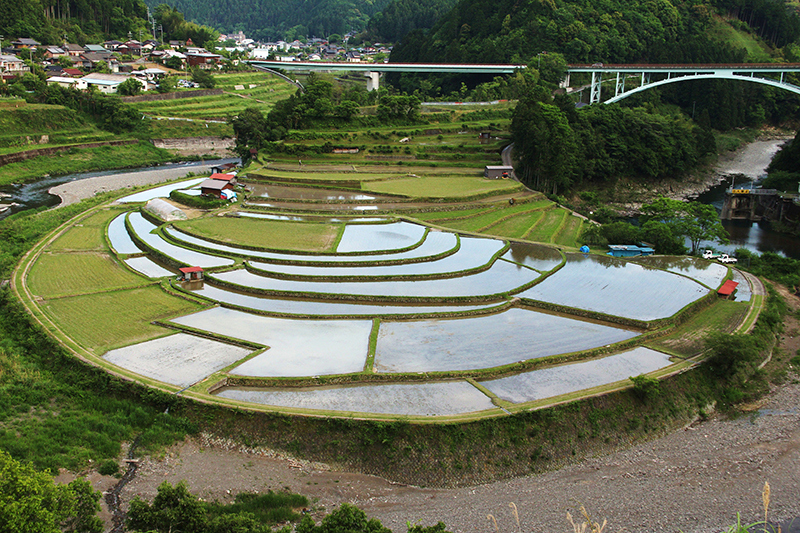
165;226;458;263
213;258;538;299
249;183;378;201
375;308;638;372
502;242;563;272
125;256;174;278
128;213;234;268
217;381;495;416
482;347;672;403
235;212;383;223
104;333;251;388
336;221;427;253
192;283;499;316
518;253;708;320
632;256;728;289
116;178;205;203
249;236;504;278
107;212;141;254
730;269;752;302
171;307;371;377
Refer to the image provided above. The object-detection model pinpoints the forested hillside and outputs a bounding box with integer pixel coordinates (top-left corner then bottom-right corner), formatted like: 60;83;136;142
141;0;393;41
365;0;459;43
0;0;150;45
390;0;800;65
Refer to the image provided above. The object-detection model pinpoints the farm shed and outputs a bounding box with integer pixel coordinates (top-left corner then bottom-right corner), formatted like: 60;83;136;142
209;172;236;185
607;245;655;257
200;179;233;197
717;279;739;298
484;166;514;178
179;266;204;281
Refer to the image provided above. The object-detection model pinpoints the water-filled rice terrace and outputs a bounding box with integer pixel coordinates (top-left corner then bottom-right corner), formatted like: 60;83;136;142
18;176;753;420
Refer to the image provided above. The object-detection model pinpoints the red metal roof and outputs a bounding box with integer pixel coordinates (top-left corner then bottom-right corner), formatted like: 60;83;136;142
209;173;234;181
718;280;739;296
179;266;204;273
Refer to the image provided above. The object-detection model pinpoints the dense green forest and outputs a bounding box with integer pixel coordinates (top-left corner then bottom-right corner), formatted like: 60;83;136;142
0;0;219;47
364;0;459;43
0;0;150;44
141;0;393;41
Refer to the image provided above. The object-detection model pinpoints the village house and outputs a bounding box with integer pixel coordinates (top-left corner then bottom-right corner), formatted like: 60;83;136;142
79;52;118;72
178;266;204;281
63;44;86;57
200;177;234;197
0;54;29;74
46;76;88;90
80;73;145;94
186;51;223;69
43;46;67;59
12;38;40;49
84;44;111;56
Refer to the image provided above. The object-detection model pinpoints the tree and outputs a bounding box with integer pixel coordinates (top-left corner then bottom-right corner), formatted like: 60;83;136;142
164;56;184;70
116;77;142;96
511;89;579;195
127;481;205;533
0;450;102;533
297;503;391;533
640;197;727;254
191;67;216;89
230;106;269;162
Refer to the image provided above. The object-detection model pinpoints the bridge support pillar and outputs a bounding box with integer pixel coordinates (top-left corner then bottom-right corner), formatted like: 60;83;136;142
590;72;602;103
366;71;380;91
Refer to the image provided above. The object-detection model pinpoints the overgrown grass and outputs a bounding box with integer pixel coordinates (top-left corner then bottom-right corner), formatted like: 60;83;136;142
647;300;749;357
0;142;180;186
42;286;204;353
27;252;146;297
206;491;308;524
173;216;342;252
526;209;568;243
363;176;521;198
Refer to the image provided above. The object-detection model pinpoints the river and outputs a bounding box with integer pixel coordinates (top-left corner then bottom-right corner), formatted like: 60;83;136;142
691;138;800;260
0;158;239;221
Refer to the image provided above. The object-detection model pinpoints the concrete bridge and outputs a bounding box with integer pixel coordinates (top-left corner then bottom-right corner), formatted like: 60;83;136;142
247;60;800;98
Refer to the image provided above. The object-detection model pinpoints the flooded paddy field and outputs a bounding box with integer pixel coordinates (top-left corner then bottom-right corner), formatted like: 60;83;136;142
128;213;235;268
116;178;205;203
335;221;427;253
107;212;142;254
374;308;639;372
104;333;252;388
213;258;539;299
502;242;564;272
632;256;728;289
247;183;386;202
248;236;504;278
481;347;673;403
217;381;496;416
165;225;459;264
124;256;174;278
171;307;372;377
235;212;383;223
191;283;502;316
519;254;709;320
730;269;752;302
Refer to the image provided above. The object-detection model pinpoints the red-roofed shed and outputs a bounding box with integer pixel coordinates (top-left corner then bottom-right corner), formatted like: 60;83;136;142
179;266;204;280
209;173;235;182
718;279;739;298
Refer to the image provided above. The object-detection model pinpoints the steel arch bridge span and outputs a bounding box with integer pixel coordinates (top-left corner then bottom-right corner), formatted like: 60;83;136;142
566;64;800;104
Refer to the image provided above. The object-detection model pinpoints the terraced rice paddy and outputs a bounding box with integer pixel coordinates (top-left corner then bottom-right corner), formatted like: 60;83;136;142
171;308;372;377
374;308;639;373
117;178;205;203
18;169;753;419
633;256;729;289
481;347;673;404
104;333;251;387
519;253;710;320
218;381;496;416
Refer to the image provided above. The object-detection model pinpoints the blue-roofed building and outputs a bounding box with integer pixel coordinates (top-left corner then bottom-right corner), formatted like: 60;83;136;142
607;244;655;257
